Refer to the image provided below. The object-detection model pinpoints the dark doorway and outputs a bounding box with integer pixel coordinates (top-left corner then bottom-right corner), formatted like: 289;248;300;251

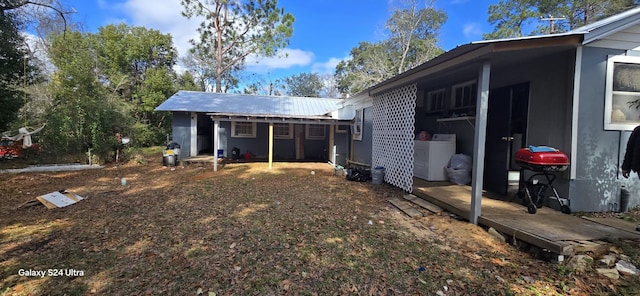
484;83;529;195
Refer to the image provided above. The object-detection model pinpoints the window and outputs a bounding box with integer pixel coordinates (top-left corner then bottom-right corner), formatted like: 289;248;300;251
306;124;326;140
352;109;363;141
336;125;348;133
426;88;446;112
273;123;293;139
451;81;477;109
605;55;640;130
231;121;256;138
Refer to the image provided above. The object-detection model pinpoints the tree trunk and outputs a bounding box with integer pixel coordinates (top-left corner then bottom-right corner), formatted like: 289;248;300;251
214;1;225;93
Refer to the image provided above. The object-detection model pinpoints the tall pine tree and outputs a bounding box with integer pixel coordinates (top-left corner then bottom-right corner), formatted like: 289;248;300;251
0;10;39;131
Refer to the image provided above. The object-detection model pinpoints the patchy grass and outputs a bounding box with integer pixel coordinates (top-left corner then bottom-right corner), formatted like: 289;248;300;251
0;154;638;295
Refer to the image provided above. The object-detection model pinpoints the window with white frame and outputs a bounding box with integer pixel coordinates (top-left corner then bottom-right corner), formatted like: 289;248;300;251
231;121;256;138
273;123;293;139
306;124;326;140
605;55;640;130
352;109;363;141
426;88;446;112
451;81;477;109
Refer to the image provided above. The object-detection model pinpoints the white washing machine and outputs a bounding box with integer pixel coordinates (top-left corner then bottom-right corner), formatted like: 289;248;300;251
413;134;456;181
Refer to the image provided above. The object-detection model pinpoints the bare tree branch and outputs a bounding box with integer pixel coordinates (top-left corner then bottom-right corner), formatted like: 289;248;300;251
1;0;74;34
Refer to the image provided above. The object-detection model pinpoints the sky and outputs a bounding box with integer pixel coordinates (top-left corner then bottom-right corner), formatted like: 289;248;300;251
57;0;501;80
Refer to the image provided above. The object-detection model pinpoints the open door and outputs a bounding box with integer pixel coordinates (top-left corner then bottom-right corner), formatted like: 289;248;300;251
484;83;529;195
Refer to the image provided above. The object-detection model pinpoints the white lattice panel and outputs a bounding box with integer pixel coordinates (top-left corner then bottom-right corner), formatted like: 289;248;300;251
372;84;416;192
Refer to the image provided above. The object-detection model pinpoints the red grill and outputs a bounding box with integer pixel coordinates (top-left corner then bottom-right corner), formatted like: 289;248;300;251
513;146;571;215
515;146;569;172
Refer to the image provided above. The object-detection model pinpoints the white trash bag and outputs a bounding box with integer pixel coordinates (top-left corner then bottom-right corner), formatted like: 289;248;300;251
446;154;472;185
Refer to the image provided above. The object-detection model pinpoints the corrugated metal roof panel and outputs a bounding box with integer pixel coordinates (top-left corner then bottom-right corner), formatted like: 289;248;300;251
155;91;345;117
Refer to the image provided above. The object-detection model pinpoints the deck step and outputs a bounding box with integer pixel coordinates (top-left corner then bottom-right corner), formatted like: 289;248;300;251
388;198;423;218
403;194;443;214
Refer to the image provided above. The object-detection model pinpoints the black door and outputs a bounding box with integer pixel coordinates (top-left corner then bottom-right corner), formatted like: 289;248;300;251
484;83;529;195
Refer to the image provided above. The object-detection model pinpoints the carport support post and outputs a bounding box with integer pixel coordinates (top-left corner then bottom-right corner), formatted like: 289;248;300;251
268;122;273;169
213;120;219;171
470;61;491;225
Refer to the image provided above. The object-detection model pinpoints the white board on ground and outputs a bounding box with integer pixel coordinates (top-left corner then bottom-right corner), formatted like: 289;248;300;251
36;192;85;209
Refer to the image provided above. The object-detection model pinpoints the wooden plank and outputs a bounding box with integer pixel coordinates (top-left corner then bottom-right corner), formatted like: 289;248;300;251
581;216;640;237
388;198;423;218
403;194;416;201
412;187;469;220
17;199;42;209
35;196;59;209
479;216;574;255
411;180;640;256
403;194;443;213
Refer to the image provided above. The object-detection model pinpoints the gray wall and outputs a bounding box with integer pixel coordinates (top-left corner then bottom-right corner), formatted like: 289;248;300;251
351;107;373;165
571;46;638;212
219;122;329;161
171;114;340;162
414;111;475;156
171;112;191;160
491;51;575;206
334;127;350;166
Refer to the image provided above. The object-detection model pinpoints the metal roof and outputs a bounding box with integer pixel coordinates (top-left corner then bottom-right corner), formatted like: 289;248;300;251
569;6;640;44
156;91;349;119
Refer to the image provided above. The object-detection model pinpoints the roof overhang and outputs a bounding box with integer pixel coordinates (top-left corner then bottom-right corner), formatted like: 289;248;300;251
207;113;352;125
363;34;584;96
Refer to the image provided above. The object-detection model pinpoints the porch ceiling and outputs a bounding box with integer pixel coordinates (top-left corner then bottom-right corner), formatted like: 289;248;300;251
416;42;580;88
372;34;583;95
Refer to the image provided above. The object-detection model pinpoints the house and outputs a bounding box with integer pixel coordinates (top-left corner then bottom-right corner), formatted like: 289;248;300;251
342;6;640;221
155;91;354;170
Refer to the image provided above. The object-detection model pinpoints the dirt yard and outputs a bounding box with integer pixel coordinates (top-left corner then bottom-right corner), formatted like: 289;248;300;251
1;152;639;295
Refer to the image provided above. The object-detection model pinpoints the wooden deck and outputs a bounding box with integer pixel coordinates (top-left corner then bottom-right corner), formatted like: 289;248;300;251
412;178;640;256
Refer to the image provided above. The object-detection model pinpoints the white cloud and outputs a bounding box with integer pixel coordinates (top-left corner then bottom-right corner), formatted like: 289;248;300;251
463;22;483;39
118;0;202;58
22;32;55;74
118;0;315;75
312;57;344;74
245;48;315;72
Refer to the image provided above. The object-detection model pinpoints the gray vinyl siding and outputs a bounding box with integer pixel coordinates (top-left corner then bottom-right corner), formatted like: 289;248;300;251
171;112;191;160
351;107;373;165
220;122;329;161
571;46;638;212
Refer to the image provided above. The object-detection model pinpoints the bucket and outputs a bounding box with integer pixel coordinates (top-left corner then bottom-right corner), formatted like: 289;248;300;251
371;167;385;185
620;186;630;212
334;165;343;176
163;154;176;167
217;149;224;158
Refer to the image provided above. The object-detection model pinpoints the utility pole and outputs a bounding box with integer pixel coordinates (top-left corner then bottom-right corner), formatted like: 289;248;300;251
540;15;566;34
